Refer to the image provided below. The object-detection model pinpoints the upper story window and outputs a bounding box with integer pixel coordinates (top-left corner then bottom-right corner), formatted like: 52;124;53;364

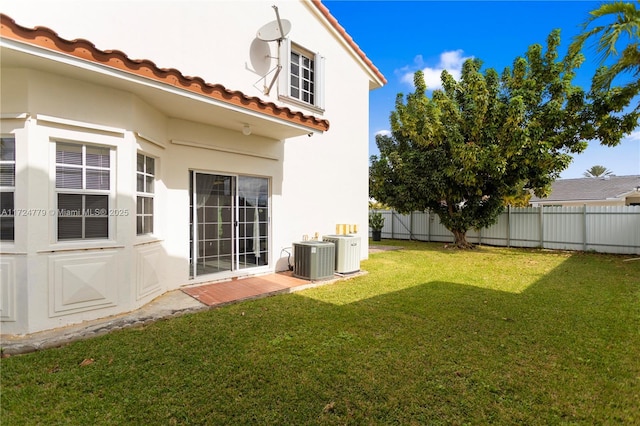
55;142;112;240
0;137;16;241
136;153;155;235
279;40;324;111
290;49;315;105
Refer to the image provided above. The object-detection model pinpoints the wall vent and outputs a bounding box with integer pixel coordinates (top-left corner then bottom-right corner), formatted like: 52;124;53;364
292;241;335;280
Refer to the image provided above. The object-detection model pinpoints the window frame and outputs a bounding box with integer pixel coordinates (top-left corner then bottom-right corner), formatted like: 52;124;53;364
290;48;316;105
0;136;16;242
278;39;325;112
136;152;155;236
54;141;114;241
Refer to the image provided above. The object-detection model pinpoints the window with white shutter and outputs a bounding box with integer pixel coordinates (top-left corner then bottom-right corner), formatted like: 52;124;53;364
278;40;325;111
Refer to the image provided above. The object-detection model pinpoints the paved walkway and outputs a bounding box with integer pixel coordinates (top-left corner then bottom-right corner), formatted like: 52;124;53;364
0;271;359;356
182;271;320;306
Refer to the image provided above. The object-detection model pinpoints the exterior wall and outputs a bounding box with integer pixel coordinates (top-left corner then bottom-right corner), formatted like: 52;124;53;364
276;2;371;267
626;195;640;206
1;1;377;333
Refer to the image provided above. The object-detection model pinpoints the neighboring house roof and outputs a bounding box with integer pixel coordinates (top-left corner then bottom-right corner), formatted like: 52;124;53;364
0;13;331;134
530;175;640;203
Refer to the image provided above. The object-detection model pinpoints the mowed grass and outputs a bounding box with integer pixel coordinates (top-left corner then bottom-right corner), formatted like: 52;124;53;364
2;241;639;425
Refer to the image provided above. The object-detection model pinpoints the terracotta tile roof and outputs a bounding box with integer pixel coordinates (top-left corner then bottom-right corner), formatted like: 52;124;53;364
311;0;386;86
0;13;330;133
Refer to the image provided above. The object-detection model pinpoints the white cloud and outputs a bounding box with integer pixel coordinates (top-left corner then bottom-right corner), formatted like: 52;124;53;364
625;130;640;142
375;130;391;137
400;50;473;90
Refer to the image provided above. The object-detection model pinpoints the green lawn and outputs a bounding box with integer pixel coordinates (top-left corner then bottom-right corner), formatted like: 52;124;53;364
2;241;639;425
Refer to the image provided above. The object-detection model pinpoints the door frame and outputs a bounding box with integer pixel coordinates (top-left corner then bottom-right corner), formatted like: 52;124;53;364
189;170;271;279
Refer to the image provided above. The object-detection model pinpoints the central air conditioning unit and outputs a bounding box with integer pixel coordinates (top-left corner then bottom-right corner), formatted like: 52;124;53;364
292;241;335;280
322;235;361;274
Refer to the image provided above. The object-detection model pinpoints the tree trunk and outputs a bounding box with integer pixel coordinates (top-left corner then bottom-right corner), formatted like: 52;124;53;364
451;229;475;249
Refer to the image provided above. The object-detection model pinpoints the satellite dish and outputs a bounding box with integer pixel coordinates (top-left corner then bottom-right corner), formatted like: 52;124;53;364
256;18;291;42
254;6;290;95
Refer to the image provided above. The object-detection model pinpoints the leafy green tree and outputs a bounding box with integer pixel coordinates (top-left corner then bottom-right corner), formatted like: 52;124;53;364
368;200;388;210
583;165;614;177
503;186;532;207
370;30;626;248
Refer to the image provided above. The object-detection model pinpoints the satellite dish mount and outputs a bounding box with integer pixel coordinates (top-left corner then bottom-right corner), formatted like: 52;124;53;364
256;5;291;95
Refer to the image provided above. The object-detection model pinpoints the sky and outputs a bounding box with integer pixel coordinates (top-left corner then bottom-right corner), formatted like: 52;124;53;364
323;0;640;179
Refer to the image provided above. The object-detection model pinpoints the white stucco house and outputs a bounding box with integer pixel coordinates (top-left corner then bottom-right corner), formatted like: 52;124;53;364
0;0;386;335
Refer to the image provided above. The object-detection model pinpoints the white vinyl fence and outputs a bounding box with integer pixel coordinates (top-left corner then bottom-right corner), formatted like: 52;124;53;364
370;206;640;255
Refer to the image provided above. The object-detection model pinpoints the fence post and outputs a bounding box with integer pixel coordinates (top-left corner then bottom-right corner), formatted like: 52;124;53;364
507;205;511;248
539;207;544;248
428;209;432;242
391;210;395;240
583;204;587;251
410;212;413;241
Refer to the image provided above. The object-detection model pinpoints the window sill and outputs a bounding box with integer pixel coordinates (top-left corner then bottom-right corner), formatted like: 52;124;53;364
134;236;163;247
0;243;27;255
278;95;325;115
38;241;124;254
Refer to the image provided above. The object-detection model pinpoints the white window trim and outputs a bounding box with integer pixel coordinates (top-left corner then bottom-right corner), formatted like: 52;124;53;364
278;38;325;112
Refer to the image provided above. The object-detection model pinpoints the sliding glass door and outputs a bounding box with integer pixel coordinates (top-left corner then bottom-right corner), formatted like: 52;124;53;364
190;172;269;278
236;176;269;270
